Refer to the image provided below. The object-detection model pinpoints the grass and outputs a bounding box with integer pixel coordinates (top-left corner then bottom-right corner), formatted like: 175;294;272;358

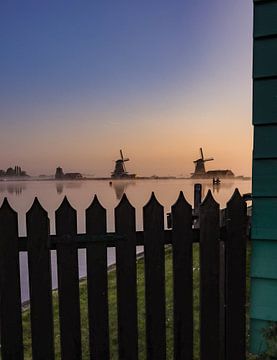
22;244;253;359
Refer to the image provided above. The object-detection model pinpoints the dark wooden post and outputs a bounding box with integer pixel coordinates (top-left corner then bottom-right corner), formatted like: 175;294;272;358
27;198;55;360
86;195;110;360
143;192;166;360
115;194;138;360
0;198;23;360
225;189;247;360
171;191;193;360
55;196;82;360
200;190;220;360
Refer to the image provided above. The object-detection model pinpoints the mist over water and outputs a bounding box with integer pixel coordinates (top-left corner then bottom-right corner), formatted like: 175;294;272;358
0;179;251;235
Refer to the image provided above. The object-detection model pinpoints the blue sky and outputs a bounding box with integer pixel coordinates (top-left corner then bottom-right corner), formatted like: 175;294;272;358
0;0;253;176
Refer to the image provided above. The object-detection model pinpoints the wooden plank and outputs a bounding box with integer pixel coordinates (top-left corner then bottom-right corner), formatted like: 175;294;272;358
253;79;277;125
254;1;277;38
17;228;204;251
115;194;138;360
253;125;277;159
171;191;193;360
0;198;23;360
86;195;110;360
219;240;226;360
55;196;82;360
199;190;220;360
26;198;55;360
143;192;166;360
225;189;247;360
254;38;277;78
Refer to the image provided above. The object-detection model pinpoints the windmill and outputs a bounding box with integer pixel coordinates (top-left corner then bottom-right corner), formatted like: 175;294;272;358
192;148;214;178
111;150;136;179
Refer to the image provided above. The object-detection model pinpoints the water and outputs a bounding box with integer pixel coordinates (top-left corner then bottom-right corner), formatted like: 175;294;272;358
0;178;251;302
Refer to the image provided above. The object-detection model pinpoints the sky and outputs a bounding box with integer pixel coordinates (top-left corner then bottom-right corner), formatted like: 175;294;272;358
0;0;253;177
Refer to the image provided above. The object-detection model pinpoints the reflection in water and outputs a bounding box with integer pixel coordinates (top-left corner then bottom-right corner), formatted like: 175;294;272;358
212;183;221;194
211;180;234;195
55;181;83;195
195;180;234;198
56;183;63;194
111;180;136;200
192;180;236;201
0;182;26;196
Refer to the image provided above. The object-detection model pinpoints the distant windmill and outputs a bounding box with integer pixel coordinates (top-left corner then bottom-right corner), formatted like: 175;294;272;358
192;148;214;177
111;150;136;179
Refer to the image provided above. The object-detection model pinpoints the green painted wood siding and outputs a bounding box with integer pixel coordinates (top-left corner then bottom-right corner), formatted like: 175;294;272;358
253;79;277;124
254;38;277;78
252;198;277;240
251;0;277;354
253;159;277;195
254;125;277;157
254;2;277;36
251;278;277;320
251;240;277;279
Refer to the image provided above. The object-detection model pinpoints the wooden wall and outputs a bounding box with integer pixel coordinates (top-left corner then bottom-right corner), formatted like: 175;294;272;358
251;0;277;353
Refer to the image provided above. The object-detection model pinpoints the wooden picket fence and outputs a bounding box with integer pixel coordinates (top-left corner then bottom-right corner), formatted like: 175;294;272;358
0;189;247;360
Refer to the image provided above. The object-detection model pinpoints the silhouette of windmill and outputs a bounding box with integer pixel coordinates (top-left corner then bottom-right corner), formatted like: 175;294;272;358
192;148;214;177
111;150;136;179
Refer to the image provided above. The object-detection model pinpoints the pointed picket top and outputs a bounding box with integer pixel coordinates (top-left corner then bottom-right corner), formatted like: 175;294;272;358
55;196;76;217
143;192;163;211
226;188;246;223
27;197;48;217
116;193;135;212
0;197;17;215
0;198;19;238
172;191;191;211
86;194;106;234
227;188;243;207
86;194;106;213
201;189;219;209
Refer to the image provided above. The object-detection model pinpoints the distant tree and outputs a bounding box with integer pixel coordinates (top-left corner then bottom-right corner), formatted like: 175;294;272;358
6;167;15;176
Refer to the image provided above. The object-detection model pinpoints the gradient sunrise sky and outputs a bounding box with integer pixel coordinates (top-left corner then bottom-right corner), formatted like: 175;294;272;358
0;0;253;177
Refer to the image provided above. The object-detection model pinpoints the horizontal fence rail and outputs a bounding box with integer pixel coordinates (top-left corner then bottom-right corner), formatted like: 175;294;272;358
0;189;248;360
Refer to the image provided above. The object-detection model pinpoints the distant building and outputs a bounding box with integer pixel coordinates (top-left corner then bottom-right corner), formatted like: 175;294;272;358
205;170;234;178
55;167;83;180
64;173;83;180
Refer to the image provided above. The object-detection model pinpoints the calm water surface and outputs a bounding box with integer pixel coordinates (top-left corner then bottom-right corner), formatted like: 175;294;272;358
0;179;251;302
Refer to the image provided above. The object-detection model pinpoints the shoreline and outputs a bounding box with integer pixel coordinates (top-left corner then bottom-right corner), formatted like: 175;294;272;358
0;176;251;182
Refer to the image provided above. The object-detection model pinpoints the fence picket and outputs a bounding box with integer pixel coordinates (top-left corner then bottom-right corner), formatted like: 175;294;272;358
225;189;247;360
115;194;138;360
200;190;220;360
86;195;110;360
171;192;193;360
27;198;55;360
55;196;82;360
0;199;23;360
143;192;166;360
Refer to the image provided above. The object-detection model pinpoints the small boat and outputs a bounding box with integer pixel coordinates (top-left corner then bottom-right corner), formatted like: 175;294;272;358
213;177;221;185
